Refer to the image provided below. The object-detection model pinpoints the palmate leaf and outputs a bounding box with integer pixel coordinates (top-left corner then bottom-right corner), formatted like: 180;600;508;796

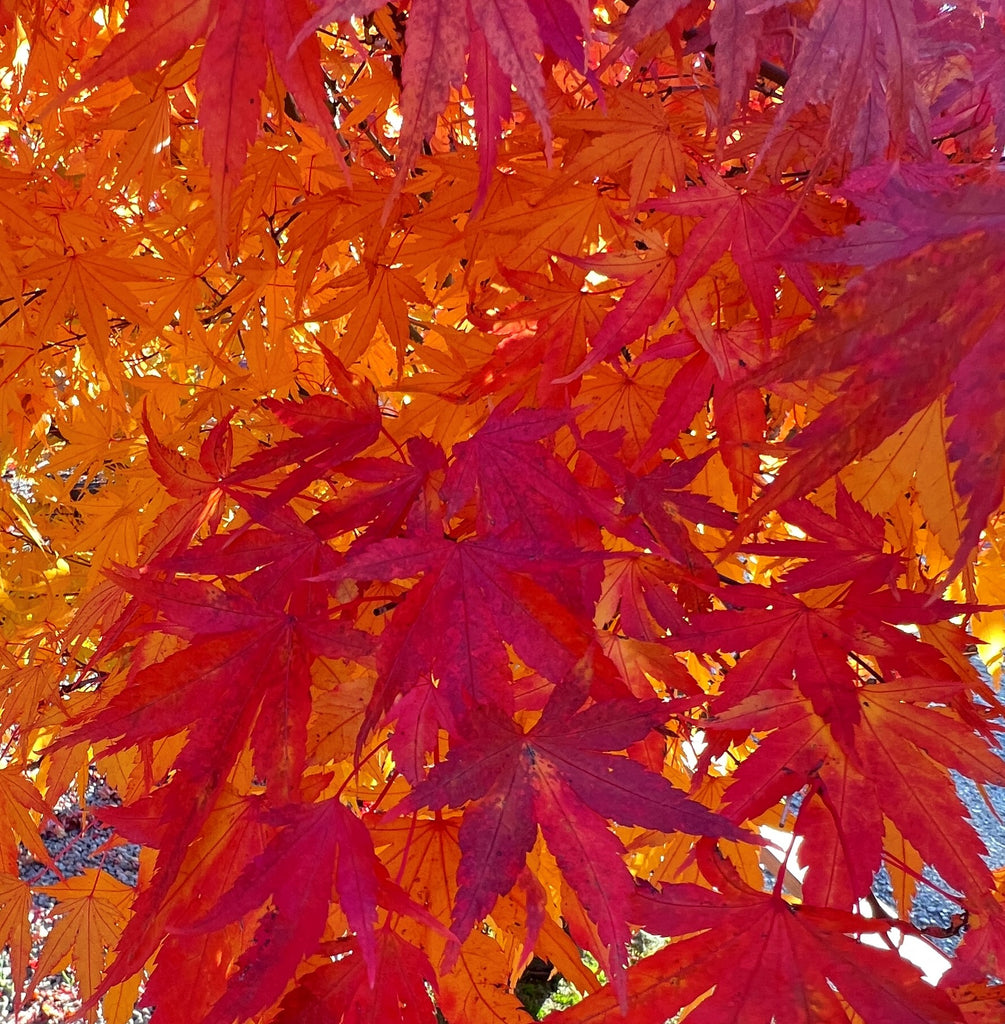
705;682;1005;912
275;932;438;1024
745;218;1005;579
394;683;752;1000
51;571;369;803
547;862;961;1024
185;798;383;1024
332;530;605;732
29;870;134;1022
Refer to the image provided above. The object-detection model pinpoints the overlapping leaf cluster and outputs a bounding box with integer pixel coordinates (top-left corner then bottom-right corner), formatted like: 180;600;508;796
3;1;1005;1022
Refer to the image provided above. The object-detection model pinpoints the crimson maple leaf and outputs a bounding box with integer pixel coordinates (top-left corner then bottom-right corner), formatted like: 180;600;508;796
231;372;381;511
311;436;448;545
394;679;752;1000
705;680;1005;910
331;530;606;736
643;171;819;329
52;571;368;798
442;396;612;536
275;932;438;1024
293;0;592;187
547;853;961;1024
744;215;1005;579
184;797;384;1024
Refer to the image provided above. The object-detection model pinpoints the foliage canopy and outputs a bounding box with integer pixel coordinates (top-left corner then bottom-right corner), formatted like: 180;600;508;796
3;1;1005;1021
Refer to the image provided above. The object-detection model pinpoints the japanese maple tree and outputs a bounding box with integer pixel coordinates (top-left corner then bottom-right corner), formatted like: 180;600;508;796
4;1;1005;1022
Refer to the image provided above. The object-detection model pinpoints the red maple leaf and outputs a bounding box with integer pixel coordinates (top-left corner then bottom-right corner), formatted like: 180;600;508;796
275;932;437;1024
332;530;606;734
53;571;368;797
744;221;1005;578
643;171;819;329
705;678;1005;910
394;679;752;1000
548;852;961;1024
183;798;391;1024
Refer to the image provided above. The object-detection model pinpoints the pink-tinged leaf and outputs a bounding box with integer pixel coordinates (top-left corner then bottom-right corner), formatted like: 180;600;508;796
614;0;695;56
264;0;349;180
622;454;734;577
442;397;608;536
51;571;367;800
333;532;603;734
385;679;457;785
313;440;447;544
397;0;469;171
561;254;675;379
763;0;925;165
196;0;268;227
636;348;713;464
467;23;512;211
646;172;820;329
231;385;381;508
945;327;1005;581
532;0;591;71
708;676;1005;906
709;0;763;139
197;411;236;478
531;759;635;1010
477;0;552;157
72;0;211;92
288;0;383;54
742;229;1005;562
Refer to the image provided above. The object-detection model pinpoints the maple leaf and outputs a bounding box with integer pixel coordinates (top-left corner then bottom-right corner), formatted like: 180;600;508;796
441;396;610;536
394;681;751;997
311;262;430;369
706;679;1005;909
643;170;819;329
0;874;32;1013
555;90;693;205
708;0;767;137
82;786;270;1017
197;0;268;232
332;530;604;734
547;858;962;1024
275;932;438;1024
28;869;134;1022
26;247;155;371
72;0;212;95
52;571;368;801
184;797;383;1024
294;0;565;182
621;452;735;577
761;0;927;166
371;814;556;1022
229;364;382;508
745;225;1005;578
0;769;56;875
73;0;347;237
311;435;448;544
475;260;608;403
